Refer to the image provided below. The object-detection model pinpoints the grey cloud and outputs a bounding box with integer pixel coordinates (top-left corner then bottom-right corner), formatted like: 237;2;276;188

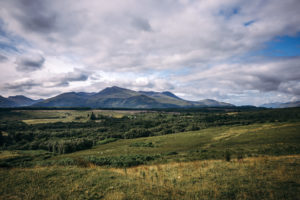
0;54;7;62
16;54;45;72
279;81;300;96
3;0;300;71
90;75;174;93
13;0;57;33
3;79;39;92
131;17;152;32
49;70;90;87
176;57;300;99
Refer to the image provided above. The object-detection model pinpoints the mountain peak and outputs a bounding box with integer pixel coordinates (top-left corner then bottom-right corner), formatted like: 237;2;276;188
8;95;32;100
161;91;181;99
95;86;138;98
99;86;128;93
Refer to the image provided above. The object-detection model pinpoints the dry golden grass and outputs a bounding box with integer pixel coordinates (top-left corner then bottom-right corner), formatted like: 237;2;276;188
105;155;300;199
1;155;299;199
0;151;20;159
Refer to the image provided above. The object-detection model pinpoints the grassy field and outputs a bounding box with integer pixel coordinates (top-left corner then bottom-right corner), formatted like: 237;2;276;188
0;108;300;199
0;109;142;124
56;121;300;164
1;155;299;200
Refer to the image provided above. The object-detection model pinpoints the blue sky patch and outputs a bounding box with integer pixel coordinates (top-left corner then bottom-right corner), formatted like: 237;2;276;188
218;7;240;19
253;34;300;57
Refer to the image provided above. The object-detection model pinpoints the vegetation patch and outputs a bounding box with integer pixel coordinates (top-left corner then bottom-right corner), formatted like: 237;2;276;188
86;154;158;167
129;142;155;147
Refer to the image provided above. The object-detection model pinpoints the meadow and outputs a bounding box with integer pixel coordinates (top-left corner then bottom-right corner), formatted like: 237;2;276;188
0;107;300;199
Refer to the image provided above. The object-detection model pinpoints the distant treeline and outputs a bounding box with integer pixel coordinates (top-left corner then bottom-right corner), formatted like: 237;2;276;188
0;105;266;112
0;107;92;111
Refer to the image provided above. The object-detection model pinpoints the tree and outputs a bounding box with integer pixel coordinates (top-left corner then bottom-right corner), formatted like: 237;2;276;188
225;150;231;162
90;112;96;120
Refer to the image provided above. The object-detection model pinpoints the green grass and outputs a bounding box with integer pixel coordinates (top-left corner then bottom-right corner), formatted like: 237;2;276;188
1;121;299;168
54;122;300;165
0;155;299;200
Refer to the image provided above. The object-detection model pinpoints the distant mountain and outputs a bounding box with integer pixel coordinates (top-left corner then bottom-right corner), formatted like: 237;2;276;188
34;92;91;107
1;86;235;108
8;95;43;107
193;99;234;107
0;95;42;107
0;95;16;107
260;102;282;108
261;101;300;108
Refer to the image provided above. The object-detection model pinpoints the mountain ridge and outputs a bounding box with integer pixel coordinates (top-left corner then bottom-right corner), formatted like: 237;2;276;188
261;101;300;108
0;95;42;107
1;86;234;108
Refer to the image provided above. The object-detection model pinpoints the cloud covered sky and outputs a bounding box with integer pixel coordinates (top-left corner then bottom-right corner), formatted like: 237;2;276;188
0;0;300;105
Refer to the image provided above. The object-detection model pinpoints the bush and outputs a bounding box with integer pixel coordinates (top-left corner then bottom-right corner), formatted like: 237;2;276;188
166;151;178;155
86;155;158;167
225;151;231;162
97;138;118;145
124;128;151;139
90;112;96;120
237;152;244;160
129;142;154;147
57;158;76;166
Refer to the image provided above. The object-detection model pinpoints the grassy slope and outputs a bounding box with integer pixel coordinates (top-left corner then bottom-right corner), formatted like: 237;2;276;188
57;121;300;163
1;155;299;200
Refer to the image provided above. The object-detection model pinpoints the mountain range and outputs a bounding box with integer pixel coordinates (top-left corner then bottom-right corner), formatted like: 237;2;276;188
260;101;300;108
0;86;233;108
0;95;43;107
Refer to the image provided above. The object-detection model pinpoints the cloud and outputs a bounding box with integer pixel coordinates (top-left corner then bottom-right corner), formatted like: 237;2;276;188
51;70;90;87
172;56;300;104
131;17;152;32
0;0;300;104
0;54;7;62
16;54;45;72
3;79;39;92
12;0;58;34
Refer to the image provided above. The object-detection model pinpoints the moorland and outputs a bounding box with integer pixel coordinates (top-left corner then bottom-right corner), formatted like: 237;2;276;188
0;107;300;199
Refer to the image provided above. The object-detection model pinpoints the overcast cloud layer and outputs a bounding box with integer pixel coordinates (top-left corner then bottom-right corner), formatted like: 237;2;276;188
0;0;300;105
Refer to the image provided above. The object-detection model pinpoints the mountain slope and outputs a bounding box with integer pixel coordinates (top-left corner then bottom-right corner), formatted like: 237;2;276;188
193;99;234;107
8;95;42;107
139;91;192;106
33;92;90;107
0;95;16;107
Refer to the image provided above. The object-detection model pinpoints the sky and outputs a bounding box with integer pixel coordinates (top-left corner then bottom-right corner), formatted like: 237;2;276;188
0;0;300;106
